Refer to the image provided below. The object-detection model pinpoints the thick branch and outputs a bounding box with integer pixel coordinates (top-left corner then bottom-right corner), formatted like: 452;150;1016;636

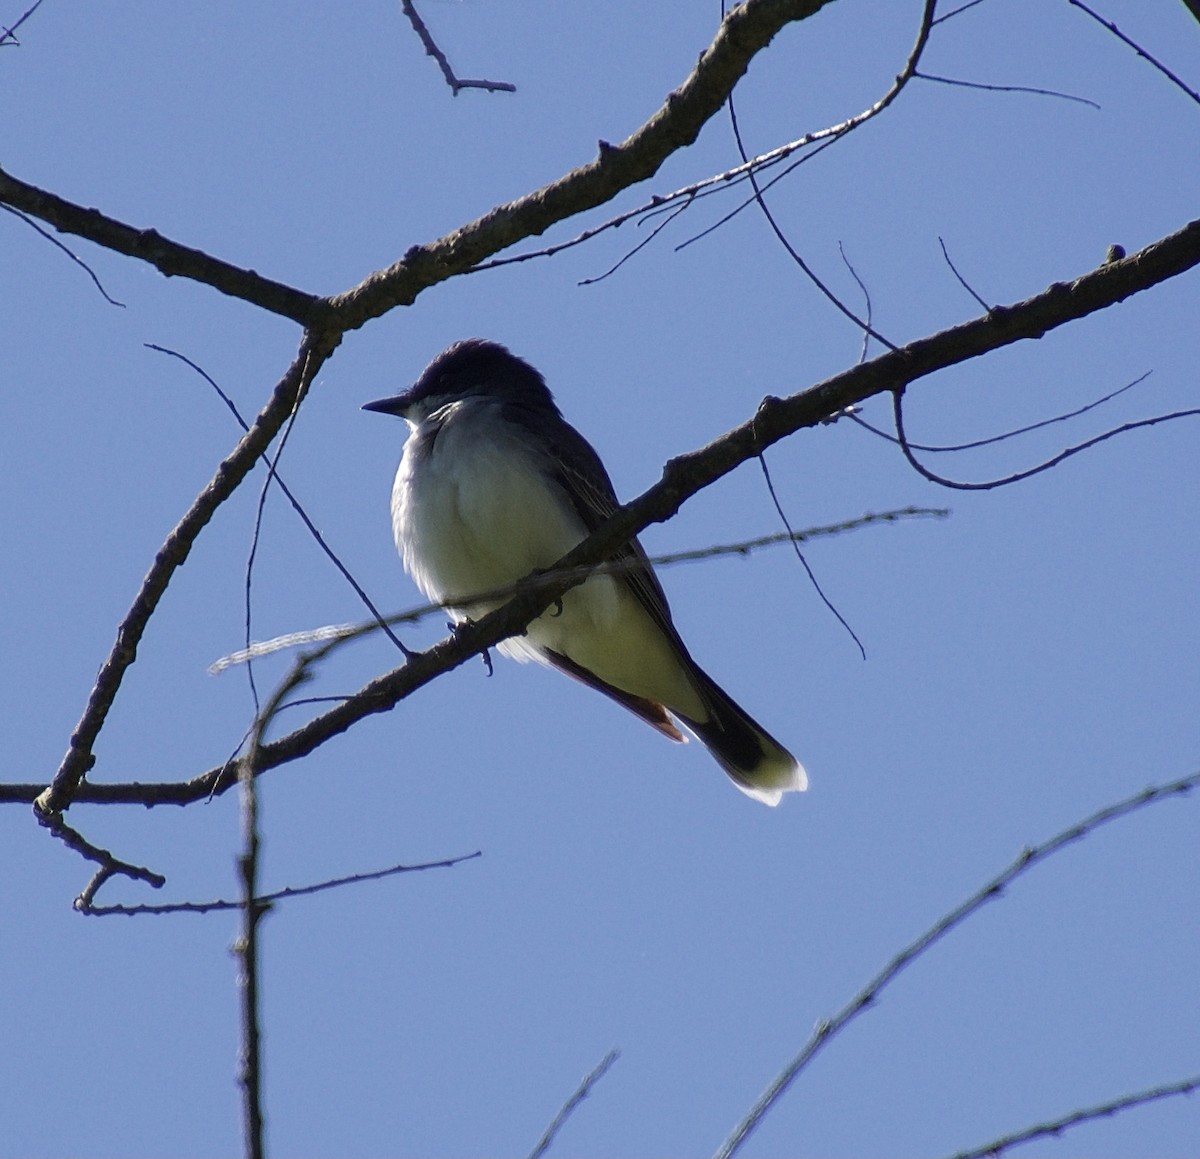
0;166;325;325
0;1;832;328
331;0;834;327
7;216;1196;808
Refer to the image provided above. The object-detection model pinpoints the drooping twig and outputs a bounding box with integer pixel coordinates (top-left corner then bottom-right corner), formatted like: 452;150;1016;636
147;345;412;664
850;371;1151;454
938;236;992;312
715;771;1200;1158
713;0;942;349
891;385;1200;491
1;205;126;305
518;0;938;283
0;165;324;324
399;0;515;95
754;450;867;659
528;1050;621;1159
914;70;1101;110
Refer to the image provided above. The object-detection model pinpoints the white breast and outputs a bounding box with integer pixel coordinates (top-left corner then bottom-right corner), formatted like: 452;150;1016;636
390;397;704;719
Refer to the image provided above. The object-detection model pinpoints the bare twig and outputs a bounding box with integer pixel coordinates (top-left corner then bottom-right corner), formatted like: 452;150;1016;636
0;165;323;324
1;205;126;305
0;0;45;47
938;236;992;312
235;661;309;1159
528;1050;621;1159
715;0;943;349
891;385;1200;491
79;851;483;916
210;509;946;673
33;331;339;818
715;771;1200;1158
399;0;515;95
148;345;411;665
487;0;938;278
946;1073;1200;1159
837;241;874;363
2;2;836;327
932;0;992;25
32;809;167;910
849;371;1151;454
915;70;1101;109
754;451;866;659
1067;0;1200;107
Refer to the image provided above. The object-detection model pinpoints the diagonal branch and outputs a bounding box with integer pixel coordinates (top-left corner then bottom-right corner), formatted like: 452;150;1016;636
1;1;835;327
305;0;837;327
33;329;341;817
716;771;1200;1158
0;165;325;325
6;216;1197;809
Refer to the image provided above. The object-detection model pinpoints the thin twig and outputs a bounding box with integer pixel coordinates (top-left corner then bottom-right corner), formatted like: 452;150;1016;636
236;661;309;1159
0;165;323;324
147;345;412;661
33;330;339;817
915;70;1101;110
31;809;167;910
931;0;991;26
715;0;942;349
578;198;692;285
1066;0;1200;107
1;205;126;305
850;371;1151;454
715;771;1200;1158
211;509;946;672
837;241;874;364
946;1073;1200;1159
938;237;992;312
528;1050;621;1159
81;851;481;916
754;452;867;659
472;0;927;277
0;0;45;46
399;0;515;95
892;386;1200;491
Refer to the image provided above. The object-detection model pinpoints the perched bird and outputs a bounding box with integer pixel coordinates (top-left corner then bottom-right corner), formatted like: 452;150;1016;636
363;339;806;805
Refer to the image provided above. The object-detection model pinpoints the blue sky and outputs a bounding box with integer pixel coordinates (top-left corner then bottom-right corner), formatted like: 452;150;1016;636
3;1;1198;1156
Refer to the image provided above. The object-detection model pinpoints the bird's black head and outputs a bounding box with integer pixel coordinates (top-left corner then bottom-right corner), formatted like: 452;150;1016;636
362;338;558;420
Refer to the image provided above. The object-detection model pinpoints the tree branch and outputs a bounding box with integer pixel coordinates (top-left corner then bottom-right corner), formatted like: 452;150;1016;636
716;771;1200;1158
7;216;1197;809
32;330;340;817
300;0;838;328
1;1;834;328
0;165;325;325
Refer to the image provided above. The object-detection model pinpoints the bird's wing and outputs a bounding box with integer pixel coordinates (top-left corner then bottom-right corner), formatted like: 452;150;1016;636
534;409;691;657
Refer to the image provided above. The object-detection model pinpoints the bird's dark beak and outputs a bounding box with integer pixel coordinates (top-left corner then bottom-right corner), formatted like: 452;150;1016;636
362;393;409;417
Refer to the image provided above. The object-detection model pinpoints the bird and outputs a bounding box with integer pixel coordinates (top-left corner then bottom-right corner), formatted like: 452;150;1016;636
363;338;806;805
